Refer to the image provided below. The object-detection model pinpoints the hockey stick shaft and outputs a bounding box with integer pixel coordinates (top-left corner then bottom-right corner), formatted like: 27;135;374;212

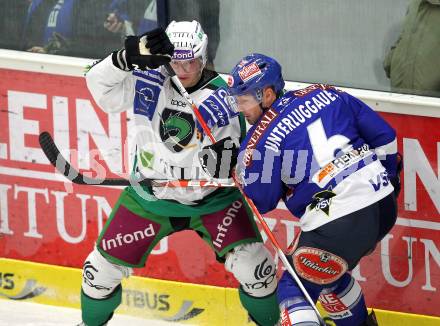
164;64;216;144
38;132;235;188
165;63;325;324
238;181;325;324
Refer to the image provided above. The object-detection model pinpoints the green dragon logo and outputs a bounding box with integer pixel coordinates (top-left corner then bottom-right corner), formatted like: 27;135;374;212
159;108;195;153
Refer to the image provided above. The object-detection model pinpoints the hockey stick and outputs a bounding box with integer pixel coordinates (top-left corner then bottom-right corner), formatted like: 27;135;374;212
164;63;326;325
38;131;235;188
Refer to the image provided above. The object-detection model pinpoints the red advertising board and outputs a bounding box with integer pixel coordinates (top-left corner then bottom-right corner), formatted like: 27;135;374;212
0;68;439;316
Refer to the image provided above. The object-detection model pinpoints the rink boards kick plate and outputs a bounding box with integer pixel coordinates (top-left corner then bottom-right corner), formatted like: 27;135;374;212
0;258;439;326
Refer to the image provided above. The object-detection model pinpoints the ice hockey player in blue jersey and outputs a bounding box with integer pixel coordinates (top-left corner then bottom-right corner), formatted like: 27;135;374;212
227;53;402;326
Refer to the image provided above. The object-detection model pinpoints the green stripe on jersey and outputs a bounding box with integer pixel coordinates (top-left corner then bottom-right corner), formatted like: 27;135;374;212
126;186;243;217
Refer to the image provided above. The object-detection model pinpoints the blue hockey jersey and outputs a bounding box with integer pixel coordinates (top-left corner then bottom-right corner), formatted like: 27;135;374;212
238;84;397;231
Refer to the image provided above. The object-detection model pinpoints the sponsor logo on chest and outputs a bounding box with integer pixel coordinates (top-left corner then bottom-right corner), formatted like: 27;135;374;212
170;98;187;108
243;108;279;167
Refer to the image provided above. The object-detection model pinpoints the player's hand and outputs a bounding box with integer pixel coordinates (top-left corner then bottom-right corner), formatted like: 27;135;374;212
124;28;174;70
198;137;239;179
390;152;403;197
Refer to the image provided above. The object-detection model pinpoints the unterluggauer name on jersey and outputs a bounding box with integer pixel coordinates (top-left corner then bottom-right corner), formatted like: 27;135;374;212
265;89;340;153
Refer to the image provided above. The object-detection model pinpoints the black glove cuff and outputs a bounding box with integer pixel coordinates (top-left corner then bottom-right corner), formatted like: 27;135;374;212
111;49;130;71
124;36;141;70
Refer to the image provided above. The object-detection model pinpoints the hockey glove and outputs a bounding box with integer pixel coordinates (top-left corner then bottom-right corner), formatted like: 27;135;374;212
198;137;239;179
112;28;174;71
390;152;403;197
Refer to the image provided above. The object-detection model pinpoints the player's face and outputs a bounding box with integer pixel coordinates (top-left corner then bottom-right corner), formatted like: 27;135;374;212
170;58;203;88
228;87;277;125
234;94;263;125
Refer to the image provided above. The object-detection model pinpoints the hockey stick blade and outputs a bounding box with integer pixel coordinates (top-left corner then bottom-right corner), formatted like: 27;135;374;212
39;131;149;186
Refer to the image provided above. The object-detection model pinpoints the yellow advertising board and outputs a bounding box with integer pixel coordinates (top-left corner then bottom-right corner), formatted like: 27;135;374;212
0;258;438;326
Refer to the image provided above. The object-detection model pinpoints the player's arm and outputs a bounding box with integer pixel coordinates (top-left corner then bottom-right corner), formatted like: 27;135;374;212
86;28;174;113
239;146;285;214
85;56;136;113
342;93;398;174
341;92;402;195
197;85;242;179
197;83;241;137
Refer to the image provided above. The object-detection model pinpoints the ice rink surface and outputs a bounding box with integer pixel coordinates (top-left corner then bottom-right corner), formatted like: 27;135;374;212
0;300;180;326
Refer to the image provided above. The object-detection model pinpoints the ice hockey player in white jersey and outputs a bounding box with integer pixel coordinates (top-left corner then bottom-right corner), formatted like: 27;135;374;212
227;53;402;325
79;22;280;325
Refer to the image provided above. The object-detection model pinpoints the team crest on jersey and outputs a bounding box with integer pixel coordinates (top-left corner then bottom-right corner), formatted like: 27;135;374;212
159;108;195;153
309;187;336;216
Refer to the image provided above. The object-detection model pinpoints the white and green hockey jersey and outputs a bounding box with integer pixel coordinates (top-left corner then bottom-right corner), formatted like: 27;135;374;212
86;56;243;206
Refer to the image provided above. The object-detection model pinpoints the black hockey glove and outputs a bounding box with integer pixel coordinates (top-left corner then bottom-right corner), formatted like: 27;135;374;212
198;137;239;179
112;28;174;71
390;152;403;198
